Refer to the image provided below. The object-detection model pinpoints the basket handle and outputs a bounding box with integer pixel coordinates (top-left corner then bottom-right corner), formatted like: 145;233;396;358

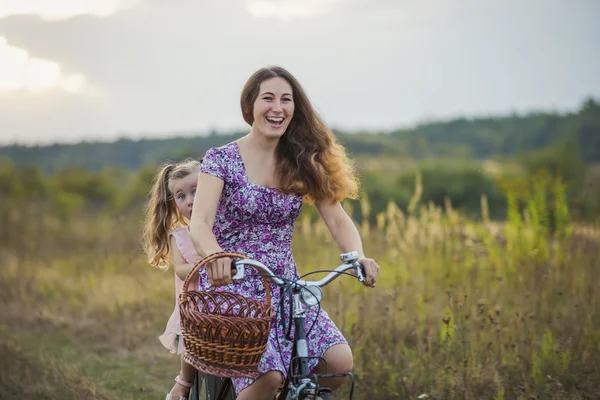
180;251;272;308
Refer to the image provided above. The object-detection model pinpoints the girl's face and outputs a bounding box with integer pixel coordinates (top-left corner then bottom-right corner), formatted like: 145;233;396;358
251;77;294;139
170;173;198;220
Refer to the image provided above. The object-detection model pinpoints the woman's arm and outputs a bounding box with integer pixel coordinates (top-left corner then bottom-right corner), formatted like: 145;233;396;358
316;200;380;287
189;172;225;257
316;200;365;258
188;172;233;287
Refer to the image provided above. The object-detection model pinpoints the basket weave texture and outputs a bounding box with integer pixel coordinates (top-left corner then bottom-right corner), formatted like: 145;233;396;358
179;251;275;379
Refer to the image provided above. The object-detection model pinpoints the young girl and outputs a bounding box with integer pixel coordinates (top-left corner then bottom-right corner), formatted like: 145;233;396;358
142;158;203;400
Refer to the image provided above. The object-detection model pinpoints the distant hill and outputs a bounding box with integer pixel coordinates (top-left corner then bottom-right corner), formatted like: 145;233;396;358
390;98;600;161
1;98;598;173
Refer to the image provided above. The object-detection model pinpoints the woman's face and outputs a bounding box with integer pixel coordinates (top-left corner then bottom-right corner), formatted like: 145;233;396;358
251;77;295;139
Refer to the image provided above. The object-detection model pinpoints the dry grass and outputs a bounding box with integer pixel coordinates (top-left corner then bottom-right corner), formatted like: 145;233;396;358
1;195;599;399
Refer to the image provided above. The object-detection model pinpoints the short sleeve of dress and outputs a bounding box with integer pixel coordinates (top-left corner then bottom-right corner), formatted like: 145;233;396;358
201;146;228;182
169;227;199;265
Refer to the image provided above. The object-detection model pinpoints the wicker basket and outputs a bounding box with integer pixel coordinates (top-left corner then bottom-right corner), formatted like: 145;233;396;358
179;251;275;379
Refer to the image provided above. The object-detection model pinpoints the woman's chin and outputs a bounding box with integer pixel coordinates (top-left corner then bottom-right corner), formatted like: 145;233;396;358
259;129;286;139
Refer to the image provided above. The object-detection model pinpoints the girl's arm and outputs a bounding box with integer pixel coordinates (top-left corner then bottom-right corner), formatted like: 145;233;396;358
170;235;195;281
316;200;380;287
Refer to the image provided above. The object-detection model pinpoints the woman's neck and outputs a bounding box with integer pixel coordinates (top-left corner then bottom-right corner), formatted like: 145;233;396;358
243;129;279;155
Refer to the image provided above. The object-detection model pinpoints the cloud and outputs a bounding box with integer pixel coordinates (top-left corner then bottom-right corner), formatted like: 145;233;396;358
0;37;86;93
0;0;139;21
246;0;340;21
0;0;598;145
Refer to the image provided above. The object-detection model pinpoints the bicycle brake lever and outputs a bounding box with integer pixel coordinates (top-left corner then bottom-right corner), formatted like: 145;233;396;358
231;259;245;280
354;262;366;283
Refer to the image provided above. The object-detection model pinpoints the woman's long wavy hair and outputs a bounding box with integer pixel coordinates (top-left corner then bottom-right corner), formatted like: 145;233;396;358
240;66;359;204
142;158;201;268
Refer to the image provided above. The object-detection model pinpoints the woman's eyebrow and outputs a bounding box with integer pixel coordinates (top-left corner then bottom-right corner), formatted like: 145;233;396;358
260;91;292;97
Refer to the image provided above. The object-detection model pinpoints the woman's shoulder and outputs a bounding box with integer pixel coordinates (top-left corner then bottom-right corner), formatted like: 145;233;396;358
204;141;238;159
201;141;239;181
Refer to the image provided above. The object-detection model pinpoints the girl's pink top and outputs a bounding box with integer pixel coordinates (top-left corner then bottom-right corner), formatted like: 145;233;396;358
158;226;200;354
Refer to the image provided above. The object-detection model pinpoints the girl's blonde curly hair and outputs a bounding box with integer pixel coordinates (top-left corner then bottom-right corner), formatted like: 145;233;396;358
142;158;201;267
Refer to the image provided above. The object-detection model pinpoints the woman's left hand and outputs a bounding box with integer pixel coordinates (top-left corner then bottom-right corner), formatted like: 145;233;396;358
358;257;380;288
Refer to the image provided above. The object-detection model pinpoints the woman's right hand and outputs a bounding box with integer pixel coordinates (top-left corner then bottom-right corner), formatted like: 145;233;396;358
206;256;233;287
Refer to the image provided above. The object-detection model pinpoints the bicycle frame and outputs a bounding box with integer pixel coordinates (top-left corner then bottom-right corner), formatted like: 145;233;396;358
276;285;356;400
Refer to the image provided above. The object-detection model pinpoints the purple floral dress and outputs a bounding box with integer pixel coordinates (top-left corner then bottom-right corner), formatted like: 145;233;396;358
199;141;347;395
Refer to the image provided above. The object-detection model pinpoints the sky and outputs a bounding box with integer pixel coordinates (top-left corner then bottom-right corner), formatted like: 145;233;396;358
0;0;598;145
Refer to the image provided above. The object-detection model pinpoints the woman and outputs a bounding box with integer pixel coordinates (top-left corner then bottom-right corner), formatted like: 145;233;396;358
189;65;380;399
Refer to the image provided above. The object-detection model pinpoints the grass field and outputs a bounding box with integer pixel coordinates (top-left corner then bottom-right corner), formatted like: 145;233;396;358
1;194;599;399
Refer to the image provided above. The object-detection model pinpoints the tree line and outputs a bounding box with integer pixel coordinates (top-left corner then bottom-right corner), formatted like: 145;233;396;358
1;98;598;173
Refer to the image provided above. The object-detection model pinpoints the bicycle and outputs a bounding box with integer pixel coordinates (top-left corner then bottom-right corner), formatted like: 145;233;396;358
187;251;366;400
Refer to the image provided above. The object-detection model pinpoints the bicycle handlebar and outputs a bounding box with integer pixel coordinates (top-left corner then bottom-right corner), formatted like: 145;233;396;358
231;252;365;288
